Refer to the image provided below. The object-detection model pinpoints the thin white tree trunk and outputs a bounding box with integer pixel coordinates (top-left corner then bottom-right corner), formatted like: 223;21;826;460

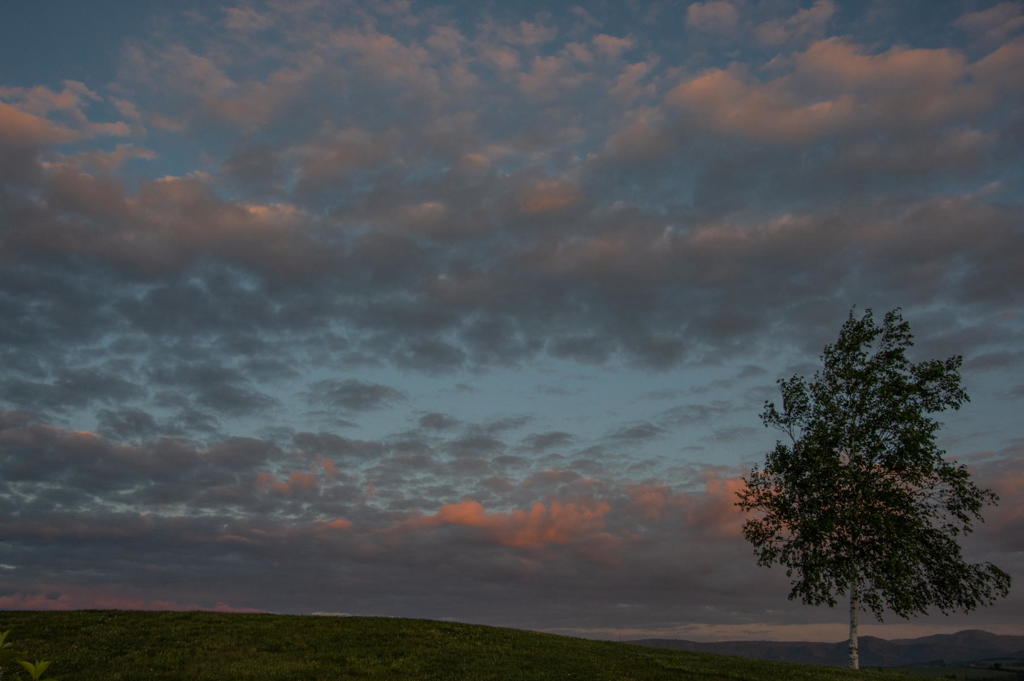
849;582;860;670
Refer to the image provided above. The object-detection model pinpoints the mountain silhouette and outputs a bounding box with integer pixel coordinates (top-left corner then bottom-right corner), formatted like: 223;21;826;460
629;630;1024;667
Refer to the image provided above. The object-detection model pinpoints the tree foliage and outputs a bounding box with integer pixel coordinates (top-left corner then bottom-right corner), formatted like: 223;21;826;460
737;308;1010;621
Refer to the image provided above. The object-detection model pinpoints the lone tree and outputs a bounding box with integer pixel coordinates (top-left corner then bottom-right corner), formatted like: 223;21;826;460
737;308;1010;670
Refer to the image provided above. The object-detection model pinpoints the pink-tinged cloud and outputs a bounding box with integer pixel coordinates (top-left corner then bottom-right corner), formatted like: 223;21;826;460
121;43;313;131
308;517;354;532
517;55;589;100
610;61;657;102
323;518;354;530
223;5;273;32
297;126;399;190
973;454;1024;550
685;475;748;539
540;234;633;276
9;162;322;276
686;1;740;35
319;457;339;478
971;37;1024;90
0;101;79;146
256;470;319;495
488;19;556;47
68;143;157;171
955;3;1024;44
667;67;857;144
624;477;746;538
625;483;680;522
665;38;1007;144
331;29;442;102
592;34;635;60
796;38;966;93
403;498;611;548
0;588;263;613
518;178;584;215
754;0;835;46
1;82;134;143
0;80;96;115
601;106;670;161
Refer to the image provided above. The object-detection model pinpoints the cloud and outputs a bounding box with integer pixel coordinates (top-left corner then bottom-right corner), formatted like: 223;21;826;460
0;102;79;146
661;401;734;427
223;6;273;32
664;38;996;145
293;432;386;459
607;422;666;443
754;0;835;47
686;1;740;36
2;160;322;276
0;82;130;146
592;34;635;60
666;65;856;144
418;412;460;431
954;3;1024;44
256;470;320;496
517;178;584;215
521;431;574;452
399;498;612;549
517;55;590;100
306;379;406;411
96;408;161;442
1;369;146;414
971;37;1024;91
147;361;277;417
120;42;313;131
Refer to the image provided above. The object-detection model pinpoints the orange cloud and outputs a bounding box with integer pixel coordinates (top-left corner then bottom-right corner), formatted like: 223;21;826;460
255;470;319;495
626;483;681;522
796;38;966;93
687;475;747;539
592;34;634;60
518;178;584;215
324;518;353;530
666;38;1000;144
405;498;611;548
625;477;747;539
667;67;856;144
320;457;339;478
971;37;1024;91
0;101;79;146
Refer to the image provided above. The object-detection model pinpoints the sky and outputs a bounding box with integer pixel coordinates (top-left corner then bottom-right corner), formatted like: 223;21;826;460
1;0;1022;643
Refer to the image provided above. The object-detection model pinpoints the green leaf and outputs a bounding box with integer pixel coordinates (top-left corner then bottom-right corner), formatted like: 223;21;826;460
17;659;53;681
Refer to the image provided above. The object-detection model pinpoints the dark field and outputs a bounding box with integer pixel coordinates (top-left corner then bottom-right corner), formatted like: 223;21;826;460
0;609;924;681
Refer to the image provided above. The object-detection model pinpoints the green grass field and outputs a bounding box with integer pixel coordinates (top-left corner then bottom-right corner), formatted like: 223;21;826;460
1;610;923;681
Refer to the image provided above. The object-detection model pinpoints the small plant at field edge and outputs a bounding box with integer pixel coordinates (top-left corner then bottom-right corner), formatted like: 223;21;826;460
0;631;56;681
16;660;57;681
0;629;28;677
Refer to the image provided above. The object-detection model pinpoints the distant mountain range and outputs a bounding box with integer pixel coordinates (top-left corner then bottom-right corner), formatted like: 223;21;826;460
629;629;1024;668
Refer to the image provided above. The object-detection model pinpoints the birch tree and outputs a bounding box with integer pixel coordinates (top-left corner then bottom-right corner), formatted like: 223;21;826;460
737;308;1010;669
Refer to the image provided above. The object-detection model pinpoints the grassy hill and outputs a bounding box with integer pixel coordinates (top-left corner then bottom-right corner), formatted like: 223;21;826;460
1;609;920;681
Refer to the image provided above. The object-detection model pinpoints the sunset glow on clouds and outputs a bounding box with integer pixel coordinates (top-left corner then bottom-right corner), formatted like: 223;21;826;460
1;0;1022;641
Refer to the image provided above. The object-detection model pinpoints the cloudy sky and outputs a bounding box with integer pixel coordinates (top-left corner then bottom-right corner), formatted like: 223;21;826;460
1;0;1022;642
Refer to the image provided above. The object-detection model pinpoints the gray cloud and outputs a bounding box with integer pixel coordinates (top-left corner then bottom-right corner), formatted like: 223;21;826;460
306;379;406;412
418;412;460;431
607;422;666;443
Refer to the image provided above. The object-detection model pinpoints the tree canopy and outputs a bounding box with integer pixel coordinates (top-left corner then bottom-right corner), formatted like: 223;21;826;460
737;308;1010;668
